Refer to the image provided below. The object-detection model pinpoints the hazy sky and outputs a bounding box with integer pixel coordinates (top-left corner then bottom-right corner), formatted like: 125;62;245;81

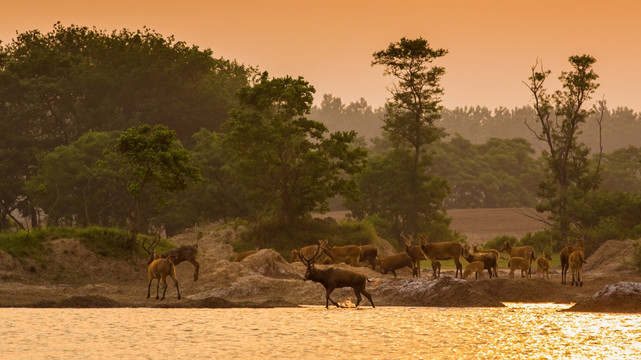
3;0;640;111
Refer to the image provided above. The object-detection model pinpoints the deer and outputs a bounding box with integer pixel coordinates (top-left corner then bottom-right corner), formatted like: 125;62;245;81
463;261;486;280
569;248;586;287
535;252;552;280
358;244;379;270
319;239;361;267
499;241;535;277
471;244;502;264
507;256;531;279
376;252;414;278
299;245;375;309
147;253;181;300
560;237;585;284
401;233;427;277
463;246;498;278
233;250;258;262
419;237;465;278
143;237;200;281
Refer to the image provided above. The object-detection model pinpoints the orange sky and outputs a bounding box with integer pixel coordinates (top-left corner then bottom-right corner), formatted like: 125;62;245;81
3;0;640;111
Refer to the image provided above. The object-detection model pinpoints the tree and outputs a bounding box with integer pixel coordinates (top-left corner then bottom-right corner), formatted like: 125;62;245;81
114;125;201;248
369;37;450;235
25;131;128;228
222;73;366;223
0;23;251;228
524;55;601;241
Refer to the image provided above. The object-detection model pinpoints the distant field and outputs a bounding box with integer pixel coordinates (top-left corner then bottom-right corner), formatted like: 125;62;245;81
321;208;547;245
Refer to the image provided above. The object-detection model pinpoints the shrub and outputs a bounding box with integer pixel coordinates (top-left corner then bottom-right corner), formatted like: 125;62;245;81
484;235;517;251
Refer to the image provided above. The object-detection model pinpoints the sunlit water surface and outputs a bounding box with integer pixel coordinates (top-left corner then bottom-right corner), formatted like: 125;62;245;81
2;303;640;359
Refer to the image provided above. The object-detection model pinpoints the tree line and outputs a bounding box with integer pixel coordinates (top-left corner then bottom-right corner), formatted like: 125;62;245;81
2;24;641;255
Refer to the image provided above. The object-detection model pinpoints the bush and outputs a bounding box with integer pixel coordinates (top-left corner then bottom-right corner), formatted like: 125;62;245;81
520;231;554;254
483;235;517;251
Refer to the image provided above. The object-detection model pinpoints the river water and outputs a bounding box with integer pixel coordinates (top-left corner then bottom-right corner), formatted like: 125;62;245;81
2;303;640;359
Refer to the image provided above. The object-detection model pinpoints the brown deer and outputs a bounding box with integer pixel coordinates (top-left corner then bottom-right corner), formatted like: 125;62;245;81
319;239;361;267
358;244;379;270
463;261;486;280
402;233;427;277
420;238;465;278
507;256;531;279
535;252;552;280
147;254;181;300
299;245;375;309
463;246;498;278
569;249;586;287
143;237;200;281
376;252;414;278
233;250;258;262
471;244;502;264
560;237;585;284
431;260;441;278
499;241;535;276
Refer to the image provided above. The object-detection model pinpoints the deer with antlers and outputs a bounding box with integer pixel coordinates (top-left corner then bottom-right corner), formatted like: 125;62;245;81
299;244;375;309
142;237;200;281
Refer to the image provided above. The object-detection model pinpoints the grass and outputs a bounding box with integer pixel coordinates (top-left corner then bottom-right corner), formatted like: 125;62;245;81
0;227;177;263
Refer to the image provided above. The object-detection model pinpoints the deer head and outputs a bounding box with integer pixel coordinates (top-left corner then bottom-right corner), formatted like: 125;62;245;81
142;236;161;264
298;245;322;281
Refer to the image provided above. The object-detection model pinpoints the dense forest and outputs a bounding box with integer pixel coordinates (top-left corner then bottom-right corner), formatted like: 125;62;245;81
2;25;641;255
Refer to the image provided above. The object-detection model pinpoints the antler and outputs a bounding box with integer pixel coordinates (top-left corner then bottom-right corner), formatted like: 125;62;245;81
142;236;160;255
298;244;322;266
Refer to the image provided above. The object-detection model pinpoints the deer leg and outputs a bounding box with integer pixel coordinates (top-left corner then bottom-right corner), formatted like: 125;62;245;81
353;288;362;307
170;274;181;300
361;289;375;308
325;287;339;308
190;259;200;281
160;276;169;300
155;278;161;300
147;278;153;299
454;259;462;278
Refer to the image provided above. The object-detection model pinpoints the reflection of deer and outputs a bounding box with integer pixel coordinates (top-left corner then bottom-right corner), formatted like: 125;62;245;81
299;245;375;309
143;237;200;281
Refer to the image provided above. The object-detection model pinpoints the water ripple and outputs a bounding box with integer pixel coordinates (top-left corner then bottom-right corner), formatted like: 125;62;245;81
1;304;640;359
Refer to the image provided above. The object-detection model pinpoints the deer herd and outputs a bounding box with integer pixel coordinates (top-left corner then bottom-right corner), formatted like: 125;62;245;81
141;233;588;308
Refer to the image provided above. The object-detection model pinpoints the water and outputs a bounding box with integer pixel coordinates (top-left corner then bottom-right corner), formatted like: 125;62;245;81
2;303;640;359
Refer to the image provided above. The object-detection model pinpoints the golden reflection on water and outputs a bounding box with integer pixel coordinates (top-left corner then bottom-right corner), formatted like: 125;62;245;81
1;303;640;359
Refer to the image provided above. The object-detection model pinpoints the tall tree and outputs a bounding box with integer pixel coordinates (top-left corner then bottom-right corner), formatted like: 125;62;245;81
114;125;201;248
223;73;366;223
370;37;449;235
0;23;250;228
524;55;601;241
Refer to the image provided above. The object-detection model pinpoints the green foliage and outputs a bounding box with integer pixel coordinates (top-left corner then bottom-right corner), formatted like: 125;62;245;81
525;55;601;241
431;135;542;208
484;235;518;251
233;217;381;258
0;23;251;230
223;73;366;223
0;230;49;262
0;226;139;262
520;231;554;254
25;131;128;228
336;220;378;246
310;94;385;142
366;37;450;236
114;124;201;247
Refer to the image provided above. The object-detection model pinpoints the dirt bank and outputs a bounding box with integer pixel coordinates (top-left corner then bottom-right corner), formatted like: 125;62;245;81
0;223;640;312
